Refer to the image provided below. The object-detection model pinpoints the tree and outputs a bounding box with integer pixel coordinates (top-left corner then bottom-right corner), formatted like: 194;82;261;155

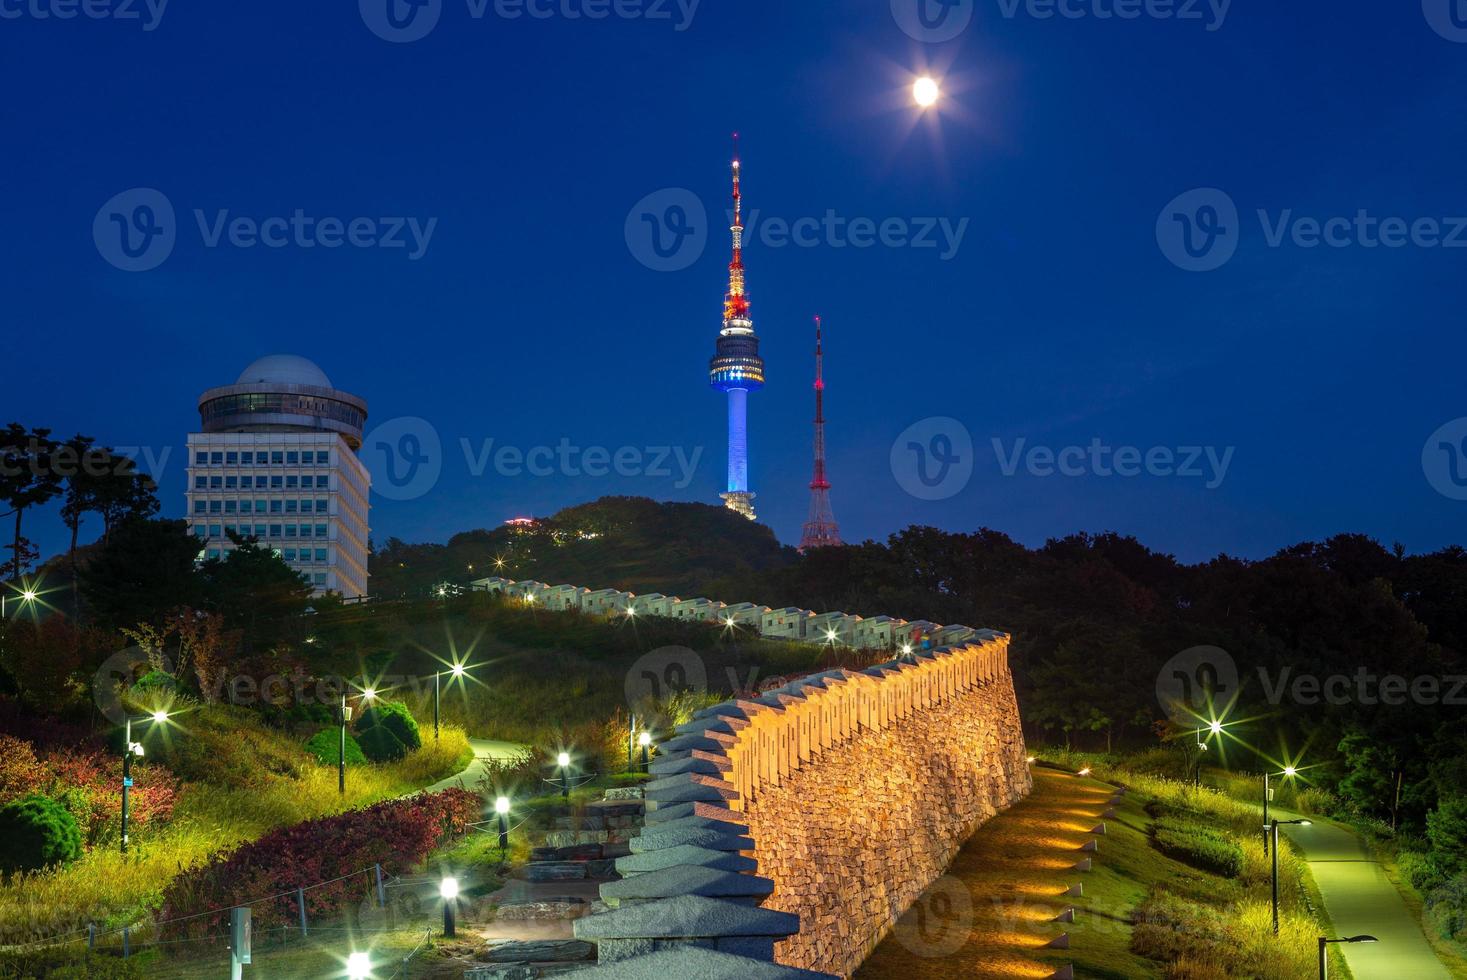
1427;797;1467;877
1337;727;1400;819
173;609;237;702
0;618;111;711
198;535;313;651
0;424;64;581
78;519;202;634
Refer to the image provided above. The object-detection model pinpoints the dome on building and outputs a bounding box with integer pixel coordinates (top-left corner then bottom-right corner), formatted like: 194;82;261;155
235;354;333;388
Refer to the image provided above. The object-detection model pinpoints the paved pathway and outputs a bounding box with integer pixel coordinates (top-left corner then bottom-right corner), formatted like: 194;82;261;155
421;737;527;796
1275;809;1451;979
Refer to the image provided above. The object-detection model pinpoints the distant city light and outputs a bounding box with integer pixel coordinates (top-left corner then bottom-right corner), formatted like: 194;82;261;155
913;76;940;108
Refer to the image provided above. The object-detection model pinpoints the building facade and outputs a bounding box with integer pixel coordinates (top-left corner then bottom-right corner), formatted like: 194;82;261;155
185;354;371;599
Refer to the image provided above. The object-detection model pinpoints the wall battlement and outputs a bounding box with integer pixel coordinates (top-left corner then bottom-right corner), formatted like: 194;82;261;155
572;632;1031;979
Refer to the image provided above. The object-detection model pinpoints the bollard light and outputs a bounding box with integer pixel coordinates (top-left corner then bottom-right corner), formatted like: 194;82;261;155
346;950;371;979
638;730;652;770
495;796;511;855
440;877;459;938
557;752;570;767
557;752;572;800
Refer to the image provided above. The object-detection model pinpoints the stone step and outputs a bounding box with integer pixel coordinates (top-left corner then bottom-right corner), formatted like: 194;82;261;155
521;862;589;882
478;939;596;963
628;827;754;854
559;946;836;978
615;844;759;877
573;894;800;963
600;866;773;905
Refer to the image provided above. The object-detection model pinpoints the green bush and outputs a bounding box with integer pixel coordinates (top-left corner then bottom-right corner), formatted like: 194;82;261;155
1400;849;1446;893
355;701;421;754
304;729;365;766
0;947;144;978
0;795;83;874
356;725;407;763
1153;815;1243;877
132;670;179;695
1425;874;1467;944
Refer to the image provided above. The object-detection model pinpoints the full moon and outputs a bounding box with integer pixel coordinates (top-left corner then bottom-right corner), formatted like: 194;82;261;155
913;76;940;108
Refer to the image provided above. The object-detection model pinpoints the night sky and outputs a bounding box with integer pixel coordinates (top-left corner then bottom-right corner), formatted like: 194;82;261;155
5;1;1464;564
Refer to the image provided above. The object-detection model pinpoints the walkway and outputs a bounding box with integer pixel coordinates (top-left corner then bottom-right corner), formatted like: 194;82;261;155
420;737;527;796
1276;810;1451;979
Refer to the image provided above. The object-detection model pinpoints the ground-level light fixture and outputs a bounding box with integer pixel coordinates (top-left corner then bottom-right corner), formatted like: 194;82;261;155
1318;935;1377;979
433;662;472;741
638;730;653;770
495;796;511;854
1077;767;1092;777
121;711;168;853
1026;756;1037;764
440;877;459;937
346;950;372;979
556;752;572;800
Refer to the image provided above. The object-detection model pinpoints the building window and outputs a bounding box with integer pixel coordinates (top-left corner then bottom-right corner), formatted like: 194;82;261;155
270;500;282;514
284;549;296;561
300;525;312;538
285;525;297;538
270;476;283;489
209;524;222;537
269;524;282;538
194;526;207;538
209;477;222;489
313;573;327;585
315;549;328;562
316;499;328;513
210;452;223;465
285;500;297;514
255;476;267;489
286;476;298;489
225;452;238;464
315;524;328;537
225;476;237;489
240;451;253;464
195;452;208;465
254;524;267;538
271;452;284;464
194;476;206;489
286;452;298;464
209;501;222;513
194;500;207;514
224;501;236;514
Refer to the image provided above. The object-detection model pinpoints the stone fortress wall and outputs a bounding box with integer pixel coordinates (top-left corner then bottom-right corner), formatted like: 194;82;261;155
568;631;1032;979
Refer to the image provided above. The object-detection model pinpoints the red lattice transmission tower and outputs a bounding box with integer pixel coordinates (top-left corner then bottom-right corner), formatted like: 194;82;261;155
800;315;842;551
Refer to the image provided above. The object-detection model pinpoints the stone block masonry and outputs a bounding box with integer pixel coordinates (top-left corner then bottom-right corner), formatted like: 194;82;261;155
571;631;1030;979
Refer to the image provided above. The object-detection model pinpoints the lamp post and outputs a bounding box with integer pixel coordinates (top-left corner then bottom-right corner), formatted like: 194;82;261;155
1271;818;1312;934
346;951;372;979
1;588;38;619
439;877;459;938
1193;719;1224;789
557;752;571;801
638;731;652;771
120;711;167;854
339;687;377;795
495;796;511;857
1318;935;1377;979
1263;766;1298;855
433;663;467;741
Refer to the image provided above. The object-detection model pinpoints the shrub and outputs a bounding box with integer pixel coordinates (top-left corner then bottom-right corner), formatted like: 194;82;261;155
0;795;82;874
132;670;179;696
1153;816;1243;877
1400;849;1446;893
356;725;406;763
0;736;47;805
304;728;365;766
0;948;144;978
159;788;481;937
355;701;421;754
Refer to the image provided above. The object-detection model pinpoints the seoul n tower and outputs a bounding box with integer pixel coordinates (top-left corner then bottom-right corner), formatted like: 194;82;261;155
708;137;764;521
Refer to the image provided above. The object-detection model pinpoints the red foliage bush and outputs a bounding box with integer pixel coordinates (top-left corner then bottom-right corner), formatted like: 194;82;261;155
158;788;480;938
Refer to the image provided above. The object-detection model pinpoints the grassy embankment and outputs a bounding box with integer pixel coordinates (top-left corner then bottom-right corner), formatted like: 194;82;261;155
860;756;1348;980
0;703;472;948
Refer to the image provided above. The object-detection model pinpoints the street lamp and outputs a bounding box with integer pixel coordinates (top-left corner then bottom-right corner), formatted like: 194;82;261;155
439;877;459;938
1270;818;1312;934
338;687;378;795
120;711;167;853
1;588;39;619
495;796;511;856
638;730;652;771
1263;765;1299;855
557;752;572;800
1318;935;1377;979
433;662;469;741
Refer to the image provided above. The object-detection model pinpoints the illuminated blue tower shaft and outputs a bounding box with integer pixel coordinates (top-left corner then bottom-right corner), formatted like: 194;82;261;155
708;142;764;521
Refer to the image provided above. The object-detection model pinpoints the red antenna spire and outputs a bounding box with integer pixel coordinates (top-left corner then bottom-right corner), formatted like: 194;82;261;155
800;315;841;550
723;132;750;324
